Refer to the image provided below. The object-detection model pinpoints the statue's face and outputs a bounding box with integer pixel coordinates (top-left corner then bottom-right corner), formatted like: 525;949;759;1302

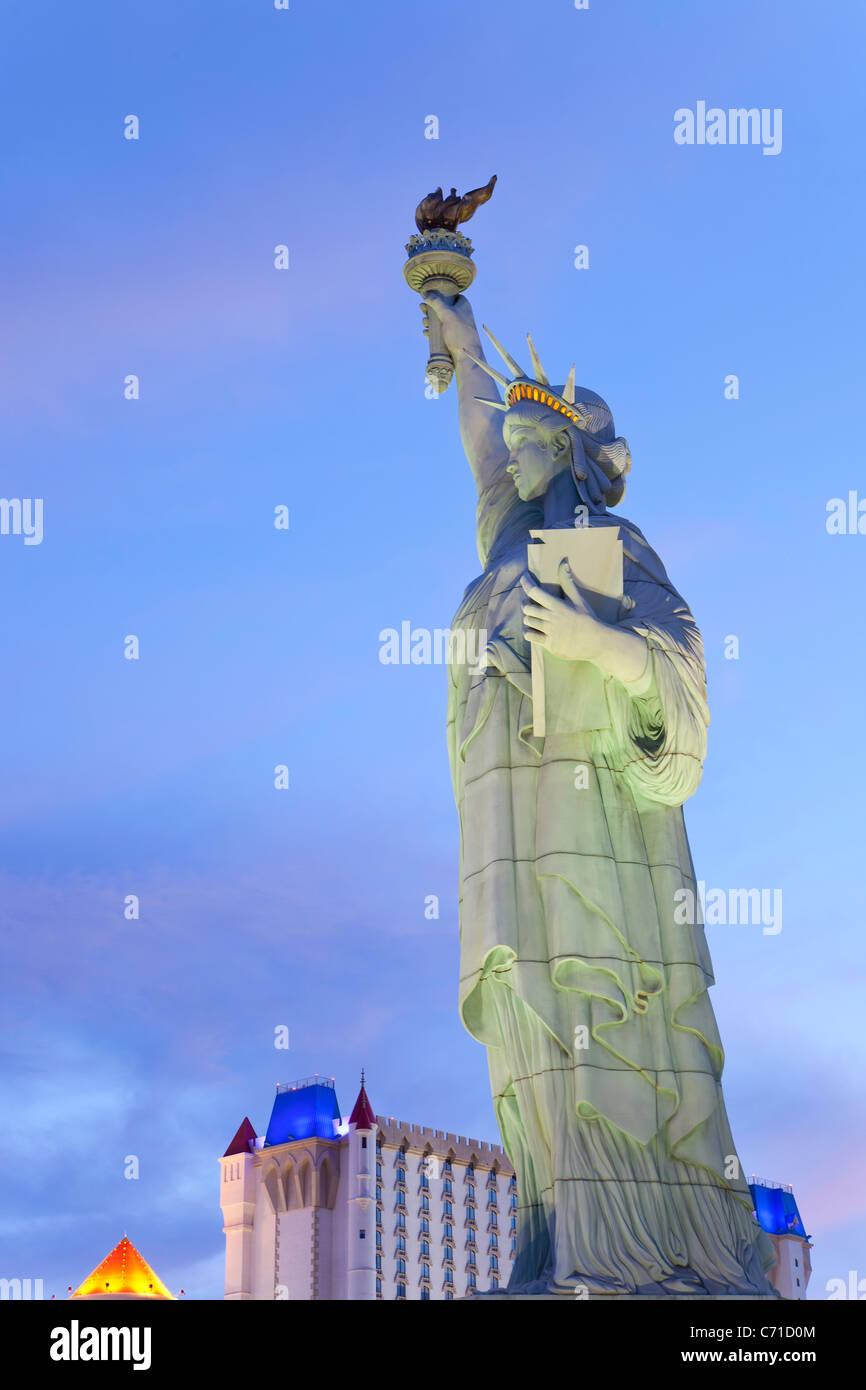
503;416;569;501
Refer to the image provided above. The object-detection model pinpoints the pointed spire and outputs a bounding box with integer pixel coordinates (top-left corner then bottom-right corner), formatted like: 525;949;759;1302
525;333;549;386
481;324;527;380
474;397;508;411
562;364;576;405
349;1072;376;1130
223;1116;257;1157
462;348;510;389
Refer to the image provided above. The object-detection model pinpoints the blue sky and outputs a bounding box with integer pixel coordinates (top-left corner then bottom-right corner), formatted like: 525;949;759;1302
1;0;864;1300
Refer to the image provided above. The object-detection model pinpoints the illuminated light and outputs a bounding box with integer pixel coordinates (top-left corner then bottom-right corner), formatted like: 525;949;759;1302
532;388;540;401
70;1237;176;1301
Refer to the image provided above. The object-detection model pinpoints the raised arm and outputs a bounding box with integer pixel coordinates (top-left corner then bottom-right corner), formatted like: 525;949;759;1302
421;291;510;497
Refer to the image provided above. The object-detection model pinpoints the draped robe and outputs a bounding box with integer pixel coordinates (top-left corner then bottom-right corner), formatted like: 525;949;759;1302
446;468;777;1295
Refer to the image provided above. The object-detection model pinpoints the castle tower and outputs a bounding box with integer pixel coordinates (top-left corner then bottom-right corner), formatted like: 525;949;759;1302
346;1072;377;1301
220;1117;258;1300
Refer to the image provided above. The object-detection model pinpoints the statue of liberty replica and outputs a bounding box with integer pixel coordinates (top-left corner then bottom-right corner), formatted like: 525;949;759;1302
404;179;777;1297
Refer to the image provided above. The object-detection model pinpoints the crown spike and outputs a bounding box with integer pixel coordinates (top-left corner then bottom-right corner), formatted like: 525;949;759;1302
562;365;576;405
461;348;510;389
525;334;550;386
474;397;509;411
481;325;527;380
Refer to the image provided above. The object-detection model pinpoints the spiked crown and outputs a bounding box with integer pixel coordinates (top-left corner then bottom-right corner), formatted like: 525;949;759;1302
465;326;591;429
465;326;631;507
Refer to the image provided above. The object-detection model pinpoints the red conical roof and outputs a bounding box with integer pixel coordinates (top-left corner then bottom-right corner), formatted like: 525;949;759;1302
348;1078;376;1130
223;1116;257;1157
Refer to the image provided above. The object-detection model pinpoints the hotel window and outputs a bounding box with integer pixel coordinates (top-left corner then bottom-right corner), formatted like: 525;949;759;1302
467;1271;477;1289
488;1212;498;1229
443;1160;452;1174
421;1288;430;1301
490;1233;498;1248
490;1254;499;1271
420;1240;430;1257
467;1164;474;1178
376;1162;382;1180
376;1254;382;1272
376;1276;382;1297
509;1175;516;1188
488;1189;497;1206
466;1205;476;1222
445;1290;453;1301
420;1194;430;1213
442;1177;453;1196
376;1231;382;1248
444;1222;453;1240
444;1244;454;1262
396;1282;406;1299
396;1234;406;1252
376;1140;382;1154
396;1257;406;1275
490;1277;499;1290
360;1230;366;1240
444;1200;453;1217
420;1172;429;1190
444;1269;454;1285
362;1137;367;1149
511;1238;516;1256
422;1263;430;1280
396;1192;406;1209
468;1249;476;1267
397;1212;406;1229
466;1184;476;1202
420;1217;430;1234
510;1192;518;1208
376;1186;382;1203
